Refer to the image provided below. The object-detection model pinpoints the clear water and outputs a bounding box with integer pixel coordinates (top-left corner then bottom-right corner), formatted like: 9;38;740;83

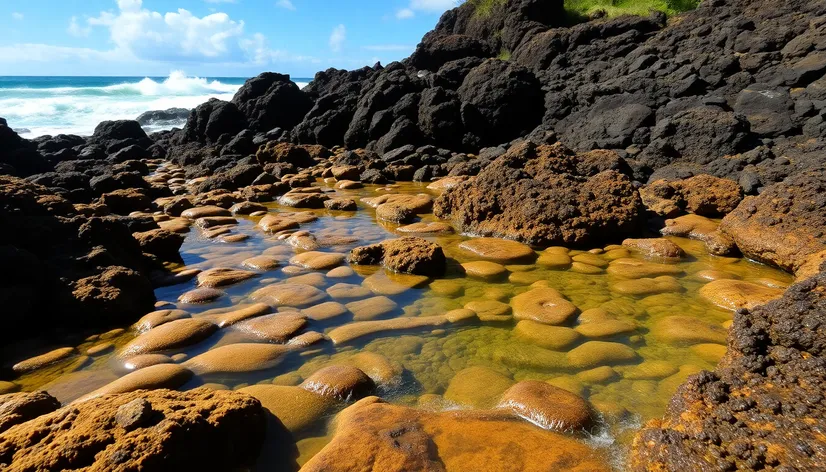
0;72;312;137
11;174;793;469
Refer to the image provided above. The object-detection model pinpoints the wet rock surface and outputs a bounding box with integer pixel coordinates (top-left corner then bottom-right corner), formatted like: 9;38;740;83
633;270;826;471
0;388;265;471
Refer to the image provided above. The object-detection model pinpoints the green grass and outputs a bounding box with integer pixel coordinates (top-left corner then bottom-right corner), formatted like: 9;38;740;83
563;0;700;19
497;48;512;61
466;0;507;18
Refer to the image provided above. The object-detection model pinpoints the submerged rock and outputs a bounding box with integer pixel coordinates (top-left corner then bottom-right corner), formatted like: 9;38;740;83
301;398;609;471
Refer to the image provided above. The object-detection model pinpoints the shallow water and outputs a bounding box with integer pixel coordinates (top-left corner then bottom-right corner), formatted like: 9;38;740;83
12;177;794;469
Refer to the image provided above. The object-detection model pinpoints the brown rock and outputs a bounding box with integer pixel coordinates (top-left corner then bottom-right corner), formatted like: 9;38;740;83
0;388;265;471
459;237;536;264
622;238;684;259
661;214;737;256
12;347;76;373
132;229;184;260
300;365;375;400
122;318;217;356
498;380;594;432
349;237;446;276
301;399;609;471
720;170;826;273
434;142;643;246
640;175;742;217
0;391;60;433
699;279;784;311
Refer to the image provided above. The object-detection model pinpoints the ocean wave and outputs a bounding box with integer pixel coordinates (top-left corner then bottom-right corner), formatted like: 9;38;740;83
2;71;242;98
3;72;246;137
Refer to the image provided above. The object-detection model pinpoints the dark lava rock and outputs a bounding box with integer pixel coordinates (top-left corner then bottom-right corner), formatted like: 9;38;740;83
182;99;248;144
136;108;190;126
457;59;544;148
231;72;314;132
434;142;643;247
632;268;826;471
0;120;51;177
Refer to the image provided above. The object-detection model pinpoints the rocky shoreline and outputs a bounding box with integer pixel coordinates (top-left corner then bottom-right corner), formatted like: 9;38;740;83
3;0;826;469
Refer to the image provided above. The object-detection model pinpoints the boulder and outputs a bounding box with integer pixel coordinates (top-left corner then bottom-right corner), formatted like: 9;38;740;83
640;175;743;217
348;237;446;276
720;169;826;274
231;72;314;132
182;99;248;144
435;142;643;246
0;388;265;471
301;398;609;471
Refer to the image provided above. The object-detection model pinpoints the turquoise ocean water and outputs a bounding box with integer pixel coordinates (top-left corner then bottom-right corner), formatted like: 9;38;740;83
0;72;312;138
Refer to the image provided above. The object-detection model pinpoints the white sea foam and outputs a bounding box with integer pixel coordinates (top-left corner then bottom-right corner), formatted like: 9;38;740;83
1;71;308;138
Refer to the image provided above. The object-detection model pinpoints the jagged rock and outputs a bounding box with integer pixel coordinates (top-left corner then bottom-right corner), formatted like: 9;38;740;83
0;388;265;471
435;142;643;246
349;237;446;276
633;270;826;471
231;72;314;132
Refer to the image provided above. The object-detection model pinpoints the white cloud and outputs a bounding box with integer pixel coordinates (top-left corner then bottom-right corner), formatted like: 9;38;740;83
397;0;457;19
396;8;415;19
80;0;256;63
12;12;24;21
68;16;92;37
204;0;237;3
329;24;346;53
276;0;295;10
363;44;414;52
0;43;122;63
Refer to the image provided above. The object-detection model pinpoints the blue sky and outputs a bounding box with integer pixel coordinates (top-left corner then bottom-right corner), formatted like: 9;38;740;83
0;0;459;77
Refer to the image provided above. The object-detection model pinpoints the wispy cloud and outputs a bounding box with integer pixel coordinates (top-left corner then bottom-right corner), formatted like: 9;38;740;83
12;12;24;21
276;0;296;10
329;24;346;53
67;16;91;37
396;9;414;19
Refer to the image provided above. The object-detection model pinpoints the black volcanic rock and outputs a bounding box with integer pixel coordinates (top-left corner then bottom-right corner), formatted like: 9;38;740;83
183;98;248;144
231;72;314;132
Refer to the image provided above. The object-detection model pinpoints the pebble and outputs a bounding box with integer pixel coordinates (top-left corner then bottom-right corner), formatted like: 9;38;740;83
362;271;429;295
13;347;76;373
290;251;346;270
121;354;174;372
300;365;375;400
622;360;680;380
570;262;603;274
444;366;514;408
345;296;400;321
122;318;217;356
178;287;224;304
536;252;573;269
346;352;403;386
134;309;191;332
566;341;639;368
327;283;373;300
462;261;508;280
513;320;581;350
239;385;336;433
74;364;193;403
458;238;536;264
234;313;307;343
213;303;273;327
86;343;114;357
611;276;682;296
511;288;578;325
498;380;594;431
326;266;356;278
302;301;349;321
699;279;784;311
242;255;282;271
650;315;728;345
328;315;447;344
197;268;258;288
251;283;328;307
184;343;292;375
465;300;512;321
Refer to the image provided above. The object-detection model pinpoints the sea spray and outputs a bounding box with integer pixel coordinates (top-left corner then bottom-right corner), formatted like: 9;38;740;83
0;72;311;137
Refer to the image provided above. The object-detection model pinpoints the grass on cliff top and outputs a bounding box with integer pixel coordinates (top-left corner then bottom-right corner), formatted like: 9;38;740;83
564;0;700;18
466;0;699;19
